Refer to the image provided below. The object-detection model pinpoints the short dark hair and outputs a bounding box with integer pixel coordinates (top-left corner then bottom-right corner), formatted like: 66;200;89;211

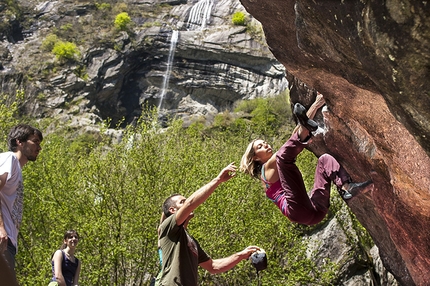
7;124;43;152
162;194;181;218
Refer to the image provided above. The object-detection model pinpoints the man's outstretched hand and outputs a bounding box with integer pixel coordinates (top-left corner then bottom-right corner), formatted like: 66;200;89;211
217;162;237;183
240;246;261;260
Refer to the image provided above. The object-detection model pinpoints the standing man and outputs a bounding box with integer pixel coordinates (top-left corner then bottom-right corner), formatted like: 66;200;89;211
0;124;43;281
156;162;260;286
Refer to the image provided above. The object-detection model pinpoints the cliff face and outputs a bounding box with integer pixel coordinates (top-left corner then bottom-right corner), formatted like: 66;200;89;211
238;1;430;285
0;0;286;128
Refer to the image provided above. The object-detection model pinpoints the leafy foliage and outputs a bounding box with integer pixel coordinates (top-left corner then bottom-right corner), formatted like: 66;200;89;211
96;3;112;10
0;89;23;151
41;34;59;52
232;11;246;26
0;0;23;37
52;41;80;61
233;91;294;138
114;12;131;31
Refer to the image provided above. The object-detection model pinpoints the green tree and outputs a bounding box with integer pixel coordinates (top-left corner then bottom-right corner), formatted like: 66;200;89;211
234;93;293;138
52;41;80;61
114;12;131;31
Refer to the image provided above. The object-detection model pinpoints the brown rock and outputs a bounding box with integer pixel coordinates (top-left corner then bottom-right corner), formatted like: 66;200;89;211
239;1;430;285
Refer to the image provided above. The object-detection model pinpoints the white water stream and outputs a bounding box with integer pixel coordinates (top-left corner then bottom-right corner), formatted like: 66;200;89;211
187;0;214;30
158;30;179;111
158;0;214;111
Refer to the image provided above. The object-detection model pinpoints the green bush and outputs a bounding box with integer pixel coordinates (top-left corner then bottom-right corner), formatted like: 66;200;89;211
0;90;22;151
232;11;246;26
95;2;111;10
60;23;73;32
234;93;293;138
41;34;59;51
114;12;131;31
52;41;80;61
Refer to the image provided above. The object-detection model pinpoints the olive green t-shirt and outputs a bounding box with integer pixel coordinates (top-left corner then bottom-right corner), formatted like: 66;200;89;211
157;214;210;286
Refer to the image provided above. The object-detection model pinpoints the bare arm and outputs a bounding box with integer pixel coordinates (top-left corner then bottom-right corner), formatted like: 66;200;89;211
73;259;81;286
52;250;67;286
262;153;279;183
0;172;9;252
306;92;325;119
200;246;260;274
176;163;236;226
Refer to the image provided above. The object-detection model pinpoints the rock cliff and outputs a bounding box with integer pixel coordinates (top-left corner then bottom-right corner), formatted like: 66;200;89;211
239;1;430;285
0;0;287;128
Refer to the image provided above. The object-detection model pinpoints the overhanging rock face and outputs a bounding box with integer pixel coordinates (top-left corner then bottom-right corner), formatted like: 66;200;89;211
239;1;430;285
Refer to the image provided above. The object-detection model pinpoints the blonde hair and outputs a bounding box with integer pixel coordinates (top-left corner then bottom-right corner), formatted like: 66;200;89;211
239;139;262;179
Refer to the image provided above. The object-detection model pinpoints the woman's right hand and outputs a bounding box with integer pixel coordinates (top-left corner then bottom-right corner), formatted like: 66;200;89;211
314;92;326;109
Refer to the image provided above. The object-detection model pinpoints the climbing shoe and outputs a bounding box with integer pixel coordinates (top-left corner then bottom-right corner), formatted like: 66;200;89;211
338;188;353;200
293;103;318;132
341;180;374;200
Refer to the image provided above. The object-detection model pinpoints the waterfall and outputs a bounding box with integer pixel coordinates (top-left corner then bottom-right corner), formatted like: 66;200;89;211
187;0;214;30
158;30;179;111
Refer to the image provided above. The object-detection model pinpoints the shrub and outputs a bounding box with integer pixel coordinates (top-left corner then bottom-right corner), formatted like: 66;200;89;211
95;2;111;10
234;93;292;137
113;3;128;14
0;89;22;151
60;23;73;32
232;11;246;26
52;41;80;61
41;34;59;51
114;12;131;31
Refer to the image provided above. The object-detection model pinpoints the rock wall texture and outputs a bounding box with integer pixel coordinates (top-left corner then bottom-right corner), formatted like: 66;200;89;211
238;1;429;285
0;0;287;128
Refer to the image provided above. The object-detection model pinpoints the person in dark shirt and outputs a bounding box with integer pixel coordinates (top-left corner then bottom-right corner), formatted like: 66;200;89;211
50;230;82;286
